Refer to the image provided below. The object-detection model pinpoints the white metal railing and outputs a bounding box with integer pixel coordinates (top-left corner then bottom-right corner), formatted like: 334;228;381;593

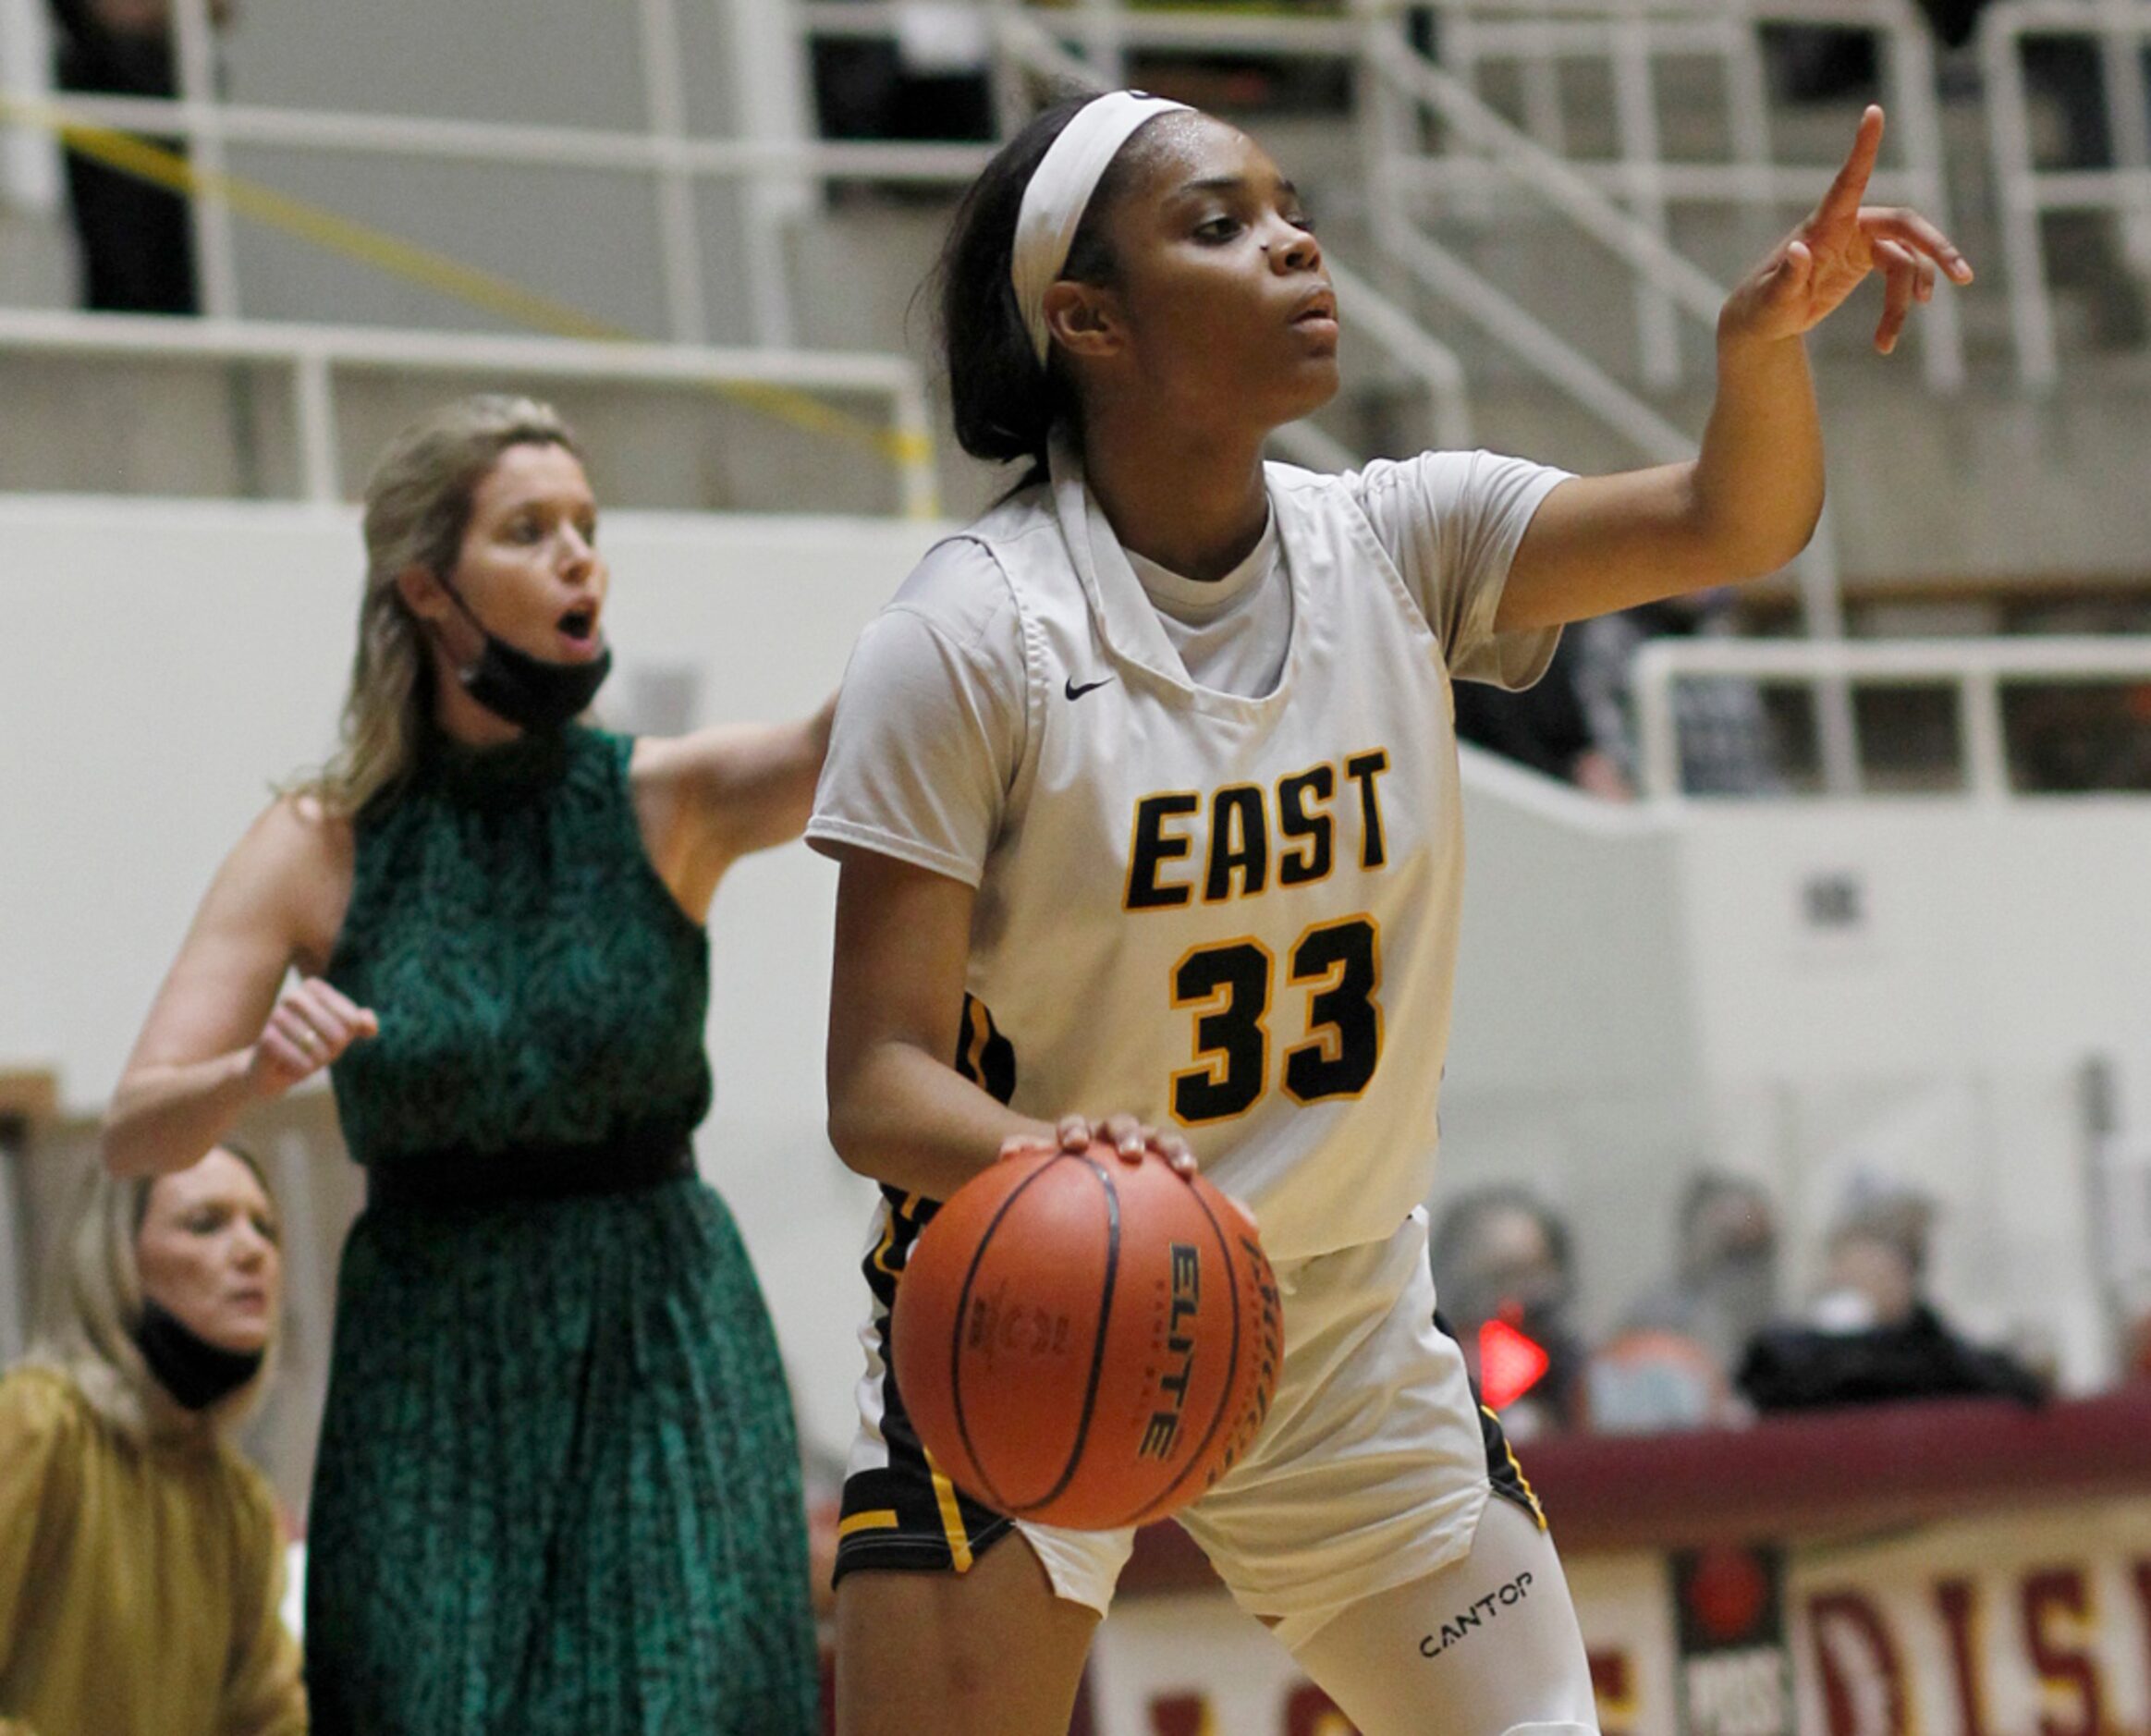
1981;0;2151;388
1632;635;2151;800
4;0;2111;508
1354;2;1865;740
6;0;996;345
3;86;1001;324
0;2;1990;400
0;5;1469;475
2;2;1980;381
1410;0;1964;396
0;307;942;515
0;0;57;213
6;0;2137;406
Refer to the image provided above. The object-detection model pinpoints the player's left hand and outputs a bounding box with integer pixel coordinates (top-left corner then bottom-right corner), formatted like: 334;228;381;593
1719;104;1972;356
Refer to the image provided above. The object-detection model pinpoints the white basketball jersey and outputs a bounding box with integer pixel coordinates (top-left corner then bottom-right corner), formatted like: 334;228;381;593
950;443;1474;1263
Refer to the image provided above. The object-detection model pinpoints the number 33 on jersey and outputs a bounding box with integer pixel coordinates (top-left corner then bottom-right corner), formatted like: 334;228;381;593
1123;752;1391;1125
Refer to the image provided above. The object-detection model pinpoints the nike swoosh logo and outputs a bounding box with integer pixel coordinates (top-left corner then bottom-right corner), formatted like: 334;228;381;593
1064;676;1115;701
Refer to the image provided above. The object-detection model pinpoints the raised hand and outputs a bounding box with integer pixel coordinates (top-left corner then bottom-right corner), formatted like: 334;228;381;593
1721;105;1973;355
998;1111;1197;1176
247;976;379;1097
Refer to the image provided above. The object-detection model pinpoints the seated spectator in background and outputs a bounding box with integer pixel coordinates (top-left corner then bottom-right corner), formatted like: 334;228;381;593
45;0;232;314
809;0;993;176
1574;592;1786;798
1737;1185;2045;1412
1453;630;1632;800
1591;1172;1779;1433
2004;678;2151;793
0;1143;304;1736
1428;1185;1590;1440
1624;1172;1779;1375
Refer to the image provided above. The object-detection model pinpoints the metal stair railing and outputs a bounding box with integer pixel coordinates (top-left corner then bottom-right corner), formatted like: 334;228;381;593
1354;5;1900;782
1981;0;2151;388
1394;0;1964;396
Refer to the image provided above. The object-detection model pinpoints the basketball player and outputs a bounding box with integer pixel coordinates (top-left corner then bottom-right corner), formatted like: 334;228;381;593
809;92;1965;1735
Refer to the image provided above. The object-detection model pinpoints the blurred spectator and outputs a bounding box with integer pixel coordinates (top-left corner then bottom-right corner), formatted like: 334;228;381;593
2003;679;2151;793
1762;24;1876;107
46;0;232;314
809;0;993;187
1626;1173;1779;1375
1737;1185;2046;1412
1585;1326;1739;1435
1454;631;1632;800
1429;1185;1589;1440
0;1143;303;1735
1574;593;1786;798
1590;1172;1778;1433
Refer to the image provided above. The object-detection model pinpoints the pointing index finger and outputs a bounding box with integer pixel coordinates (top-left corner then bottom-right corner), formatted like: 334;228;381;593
1816;104;1885;226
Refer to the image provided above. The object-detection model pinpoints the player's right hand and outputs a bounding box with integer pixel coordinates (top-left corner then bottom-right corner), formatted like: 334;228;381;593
246;977;378;1097
999;1113;1197;1178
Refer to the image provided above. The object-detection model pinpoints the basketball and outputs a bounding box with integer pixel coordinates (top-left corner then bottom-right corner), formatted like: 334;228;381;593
891;1143;1282;1532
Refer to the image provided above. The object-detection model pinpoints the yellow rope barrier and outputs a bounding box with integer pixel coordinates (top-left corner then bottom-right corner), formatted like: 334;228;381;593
0;92;937;483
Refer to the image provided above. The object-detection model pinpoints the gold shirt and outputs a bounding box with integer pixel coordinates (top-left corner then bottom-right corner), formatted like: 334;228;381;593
0;1366;305;1735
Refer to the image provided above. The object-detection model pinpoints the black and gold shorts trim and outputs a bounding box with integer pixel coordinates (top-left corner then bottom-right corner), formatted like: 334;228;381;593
832;1379;1018;1583
1435;1307;1548;1531
833;1174;1020;1584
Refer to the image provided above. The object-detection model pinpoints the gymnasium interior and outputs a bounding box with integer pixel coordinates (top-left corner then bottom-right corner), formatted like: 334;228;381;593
5;1;2151;1730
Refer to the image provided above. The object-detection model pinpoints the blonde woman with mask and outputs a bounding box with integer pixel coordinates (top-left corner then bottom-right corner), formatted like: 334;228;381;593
105;397;825;1735
0;1143;304;1736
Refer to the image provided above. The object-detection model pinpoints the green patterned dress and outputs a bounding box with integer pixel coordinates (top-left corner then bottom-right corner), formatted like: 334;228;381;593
310;724;819;1736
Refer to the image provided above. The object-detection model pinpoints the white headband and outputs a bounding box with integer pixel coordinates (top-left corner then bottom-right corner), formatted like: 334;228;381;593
1011;91;1192;365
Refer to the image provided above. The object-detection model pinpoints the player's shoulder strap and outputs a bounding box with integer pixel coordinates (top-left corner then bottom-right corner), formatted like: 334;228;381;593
1262;456;1415;606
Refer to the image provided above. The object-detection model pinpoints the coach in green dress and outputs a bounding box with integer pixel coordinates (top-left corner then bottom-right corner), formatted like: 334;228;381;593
104;395;827;1734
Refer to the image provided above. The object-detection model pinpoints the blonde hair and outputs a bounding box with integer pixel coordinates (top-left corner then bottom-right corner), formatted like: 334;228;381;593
302;394;583;817
26;1147;279;1440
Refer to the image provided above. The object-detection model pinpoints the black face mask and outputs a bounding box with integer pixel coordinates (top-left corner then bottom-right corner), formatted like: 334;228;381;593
133;1298;264;1411
438;579;611;734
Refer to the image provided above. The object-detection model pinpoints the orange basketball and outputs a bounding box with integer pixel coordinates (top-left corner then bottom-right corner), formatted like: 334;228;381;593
892;1143;1281;1531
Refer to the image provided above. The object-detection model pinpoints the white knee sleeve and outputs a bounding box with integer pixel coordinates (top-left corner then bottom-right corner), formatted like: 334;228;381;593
1288;1498;1601;1736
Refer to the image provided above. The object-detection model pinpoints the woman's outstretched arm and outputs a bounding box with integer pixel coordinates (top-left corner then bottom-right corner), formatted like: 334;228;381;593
634;693;837;919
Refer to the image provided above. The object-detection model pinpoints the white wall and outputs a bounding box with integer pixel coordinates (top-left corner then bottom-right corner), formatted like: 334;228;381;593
1437;753;1709;1342
1674;802;2151;1388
